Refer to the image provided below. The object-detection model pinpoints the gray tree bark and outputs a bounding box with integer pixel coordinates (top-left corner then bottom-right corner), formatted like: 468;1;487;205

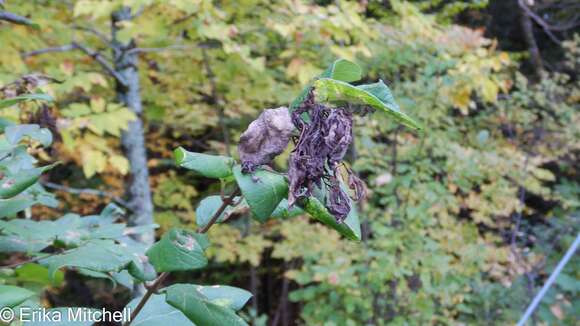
518;2;544;77
111;7;154;245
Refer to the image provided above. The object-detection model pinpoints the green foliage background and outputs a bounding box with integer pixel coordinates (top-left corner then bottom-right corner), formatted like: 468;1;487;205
0;0;578;325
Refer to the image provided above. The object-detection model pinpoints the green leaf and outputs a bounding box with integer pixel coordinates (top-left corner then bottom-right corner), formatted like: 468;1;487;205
271;199;304;219
0;163;58;199
0;285;34;308
0;234;50;253
77;268;117;286
195;285;252;311
0;216;69;253
313;78;422;130
5;124;53;147
301;196;361;241
121;237;157;282
14;263;64;287
0;210;133;253
320;59;362;82
146;228;209;273
99;203;125;220
164;284;248;326
290;59;362;110
0;198;36;219
195;195;245;228
233;166;288;222
127;294;191;326
127;260;157;282
0;93;54;109
40;240;134;279
174;147;235;179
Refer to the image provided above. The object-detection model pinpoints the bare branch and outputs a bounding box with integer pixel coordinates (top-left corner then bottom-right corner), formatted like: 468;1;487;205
73;24;112;45
22;44;75;58
21;42;127;86
517;234;580;326
0;10;33;25
128;41;221;55
42;181;130;208
518;0;562;44
71;42;128;87
127;44;194;55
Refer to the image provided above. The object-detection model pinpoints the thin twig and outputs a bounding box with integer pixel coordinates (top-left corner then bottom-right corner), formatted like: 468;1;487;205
517;233;580;326
0;10;33;25
127;45;193;55
198;187;241;233
71;42;128;87
125;271;169;325
127;40;221;55
22;44;75;58
21;42;127;87
517;0;562;44
123;186;242;326
73;25;111;45
41;181;130;208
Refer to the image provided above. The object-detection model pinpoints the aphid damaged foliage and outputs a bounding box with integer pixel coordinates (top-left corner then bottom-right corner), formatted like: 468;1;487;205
238;91;367;223
238;107;294;173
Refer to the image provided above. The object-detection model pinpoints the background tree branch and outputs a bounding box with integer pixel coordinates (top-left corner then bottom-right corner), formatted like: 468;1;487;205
0;10;33;25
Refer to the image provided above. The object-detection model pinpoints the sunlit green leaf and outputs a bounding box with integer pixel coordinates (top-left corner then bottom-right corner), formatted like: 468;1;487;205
146;228;209;273
174;147;235;179
233;166;288;222
40;240;134;279
301;196;361;241
164;284;248;326
313;78;422;130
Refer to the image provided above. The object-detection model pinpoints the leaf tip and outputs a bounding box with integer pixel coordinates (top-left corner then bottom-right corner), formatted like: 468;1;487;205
174;147;186;165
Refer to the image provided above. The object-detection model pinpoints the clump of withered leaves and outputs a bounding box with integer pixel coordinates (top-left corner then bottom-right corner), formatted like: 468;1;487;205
238;91;367;223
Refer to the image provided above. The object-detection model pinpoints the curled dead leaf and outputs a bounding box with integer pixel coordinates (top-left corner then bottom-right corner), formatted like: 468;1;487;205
238;107;294;173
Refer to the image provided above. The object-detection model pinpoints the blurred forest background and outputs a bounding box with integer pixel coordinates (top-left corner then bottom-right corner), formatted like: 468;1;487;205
0;0;578;325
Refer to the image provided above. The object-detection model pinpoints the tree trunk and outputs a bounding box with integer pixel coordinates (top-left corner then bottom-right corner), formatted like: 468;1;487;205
519;3;544;77
111;7;154;245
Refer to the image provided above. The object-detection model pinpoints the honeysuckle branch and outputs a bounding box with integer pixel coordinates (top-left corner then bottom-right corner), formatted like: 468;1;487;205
125;271;169;326
198;186;241;233
124;186;242;326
